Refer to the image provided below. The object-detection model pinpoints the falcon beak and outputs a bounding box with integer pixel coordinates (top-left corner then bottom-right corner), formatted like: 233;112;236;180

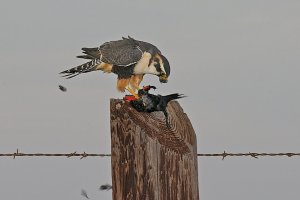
159;74;168;83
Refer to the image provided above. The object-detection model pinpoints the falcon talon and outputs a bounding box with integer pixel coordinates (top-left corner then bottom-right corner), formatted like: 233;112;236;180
128;85;185;127
125;87;139;99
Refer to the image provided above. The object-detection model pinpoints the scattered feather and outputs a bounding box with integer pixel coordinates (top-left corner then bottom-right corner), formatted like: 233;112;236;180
81;189;89;199
58;85;67;92
99;184;112;191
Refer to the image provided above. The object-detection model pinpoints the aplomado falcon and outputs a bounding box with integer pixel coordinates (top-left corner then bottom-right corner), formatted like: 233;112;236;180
60;36;170;97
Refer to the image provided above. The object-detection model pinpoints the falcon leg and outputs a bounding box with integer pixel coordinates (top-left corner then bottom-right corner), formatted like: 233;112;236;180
129;74;143;91
126;87;140;99
132;85;142;90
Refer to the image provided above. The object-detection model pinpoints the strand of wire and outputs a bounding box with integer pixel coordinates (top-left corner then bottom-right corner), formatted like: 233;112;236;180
198;151;300;160
0;149;110;159
1;149;300;159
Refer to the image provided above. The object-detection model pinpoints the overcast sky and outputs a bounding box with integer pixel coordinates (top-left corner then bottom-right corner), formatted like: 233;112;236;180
1;0;300;199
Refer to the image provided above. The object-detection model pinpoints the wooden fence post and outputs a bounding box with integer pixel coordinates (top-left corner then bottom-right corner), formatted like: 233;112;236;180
110;99;199;200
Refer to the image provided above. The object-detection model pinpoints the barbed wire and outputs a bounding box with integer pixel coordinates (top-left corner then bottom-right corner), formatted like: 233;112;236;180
0;149;110;159
0;149;300;160
198;151;300;160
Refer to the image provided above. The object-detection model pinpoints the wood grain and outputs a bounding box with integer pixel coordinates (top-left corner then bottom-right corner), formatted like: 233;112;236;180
111;99;199;200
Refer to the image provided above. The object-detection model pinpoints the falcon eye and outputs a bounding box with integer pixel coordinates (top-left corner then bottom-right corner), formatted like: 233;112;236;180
154;62;162;73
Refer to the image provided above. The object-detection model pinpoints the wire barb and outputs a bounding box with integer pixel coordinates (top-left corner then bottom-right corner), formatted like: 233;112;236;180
80;152;88;159
67;151;77;158
222;151;227;160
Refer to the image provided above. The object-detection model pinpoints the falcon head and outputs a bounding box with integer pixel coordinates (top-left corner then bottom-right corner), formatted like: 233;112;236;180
149;54;170;83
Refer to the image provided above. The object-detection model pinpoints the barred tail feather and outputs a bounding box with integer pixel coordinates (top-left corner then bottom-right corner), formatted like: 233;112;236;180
59;59;101;79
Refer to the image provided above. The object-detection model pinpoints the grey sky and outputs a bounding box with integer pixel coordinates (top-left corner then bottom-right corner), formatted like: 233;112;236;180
1;0;300;199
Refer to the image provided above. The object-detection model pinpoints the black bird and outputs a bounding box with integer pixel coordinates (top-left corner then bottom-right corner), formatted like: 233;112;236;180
125;86;185;127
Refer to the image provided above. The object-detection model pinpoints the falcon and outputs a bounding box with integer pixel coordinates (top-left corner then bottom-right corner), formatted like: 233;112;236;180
59;36;170;98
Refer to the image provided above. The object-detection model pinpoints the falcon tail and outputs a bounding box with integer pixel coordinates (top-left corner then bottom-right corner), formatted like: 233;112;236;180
59;59;101;79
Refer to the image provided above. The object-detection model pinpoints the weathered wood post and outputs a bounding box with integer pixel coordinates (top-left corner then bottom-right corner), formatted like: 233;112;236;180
110;99;199;200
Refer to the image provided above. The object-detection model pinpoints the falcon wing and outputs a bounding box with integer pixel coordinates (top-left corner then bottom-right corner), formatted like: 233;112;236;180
100;37;143;66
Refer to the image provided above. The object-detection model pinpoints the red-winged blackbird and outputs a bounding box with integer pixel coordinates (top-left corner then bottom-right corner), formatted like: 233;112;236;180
124;86;185;127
